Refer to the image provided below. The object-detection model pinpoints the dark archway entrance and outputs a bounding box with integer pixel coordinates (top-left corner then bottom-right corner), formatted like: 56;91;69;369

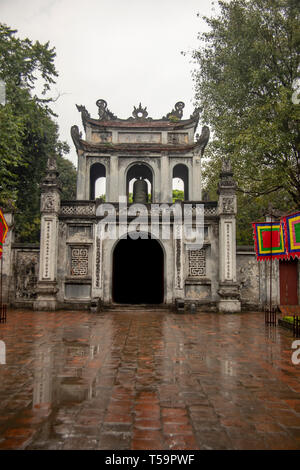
112;237;164;304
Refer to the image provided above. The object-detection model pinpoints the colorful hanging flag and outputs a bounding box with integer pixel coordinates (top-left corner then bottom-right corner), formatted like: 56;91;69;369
281;211;300;259
0;209;9;259
252;221;287;261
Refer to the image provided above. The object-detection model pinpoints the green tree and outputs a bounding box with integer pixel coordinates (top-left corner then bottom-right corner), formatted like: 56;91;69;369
192;0;300;241
0;24;76;241
202;142;293;244
57;153;77;201
172;189;184;202
0;104;24;204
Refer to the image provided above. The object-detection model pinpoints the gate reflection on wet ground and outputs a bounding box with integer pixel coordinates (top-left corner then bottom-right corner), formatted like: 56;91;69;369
0;309;299;450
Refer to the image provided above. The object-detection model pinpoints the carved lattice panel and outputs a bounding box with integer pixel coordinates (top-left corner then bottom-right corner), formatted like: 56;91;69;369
60;204;95;216
188;249;206;277
71;247;89;276
204;207;217;216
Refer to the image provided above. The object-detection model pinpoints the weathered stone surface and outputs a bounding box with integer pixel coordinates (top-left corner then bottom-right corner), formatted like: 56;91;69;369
2;101;277;311
0;309;299;450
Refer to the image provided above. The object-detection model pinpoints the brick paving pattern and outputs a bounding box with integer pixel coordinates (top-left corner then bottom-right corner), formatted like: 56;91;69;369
0;309;299;450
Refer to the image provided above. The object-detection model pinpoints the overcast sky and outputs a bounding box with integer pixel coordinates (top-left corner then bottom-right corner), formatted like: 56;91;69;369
1;0;216;169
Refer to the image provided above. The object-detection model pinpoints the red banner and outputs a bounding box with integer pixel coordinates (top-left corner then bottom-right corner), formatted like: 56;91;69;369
252;221;287;261
281;211;300;259
0;209;9;259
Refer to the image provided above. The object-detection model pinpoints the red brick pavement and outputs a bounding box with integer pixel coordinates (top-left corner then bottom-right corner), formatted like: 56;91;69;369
0;309;299;450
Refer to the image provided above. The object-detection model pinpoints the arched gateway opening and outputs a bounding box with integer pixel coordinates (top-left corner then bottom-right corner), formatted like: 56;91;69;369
112;237;164;304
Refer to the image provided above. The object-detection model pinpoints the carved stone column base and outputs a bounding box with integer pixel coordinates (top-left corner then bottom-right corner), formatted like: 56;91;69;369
33;281;58;311
218;282;241;313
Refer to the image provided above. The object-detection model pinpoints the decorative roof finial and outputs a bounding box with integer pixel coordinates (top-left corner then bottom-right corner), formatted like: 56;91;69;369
165;101;185;120
96;99;117;120
195;126;210;156
76;104;90;129
70;125;82;150
132;103;148;120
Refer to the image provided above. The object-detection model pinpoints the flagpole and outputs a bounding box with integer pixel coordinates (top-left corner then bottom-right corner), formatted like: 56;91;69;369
270;215;272;315
0;208;9;323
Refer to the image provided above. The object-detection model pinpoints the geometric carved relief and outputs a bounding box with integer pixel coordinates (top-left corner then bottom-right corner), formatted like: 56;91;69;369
60;204;95;216
188;248;206;277
204;207;217;216
71;247;89;276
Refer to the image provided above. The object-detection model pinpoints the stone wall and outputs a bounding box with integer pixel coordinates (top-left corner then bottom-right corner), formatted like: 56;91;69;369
56;217;93;310
2;215;266;311
236;246;260;310
12;245;40;308
0;212;40;307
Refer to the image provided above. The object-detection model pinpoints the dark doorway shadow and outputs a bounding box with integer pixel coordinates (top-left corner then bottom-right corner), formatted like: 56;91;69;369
112;237;164;304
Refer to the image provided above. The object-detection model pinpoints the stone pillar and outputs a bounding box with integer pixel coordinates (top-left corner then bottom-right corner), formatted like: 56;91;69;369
109;155;119;202
217;158;241;312
76;150;86;200
161;154;172;202
34;157;61;311
192;152;202;201
1;211;14;305
92;223;103;301
173;202;184;301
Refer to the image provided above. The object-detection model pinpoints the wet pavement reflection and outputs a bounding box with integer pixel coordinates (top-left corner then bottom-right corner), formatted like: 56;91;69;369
0;309;299;450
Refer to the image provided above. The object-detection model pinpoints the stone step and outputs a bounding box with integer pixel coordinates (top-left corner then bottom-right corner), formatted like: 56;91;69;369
105;303;171;311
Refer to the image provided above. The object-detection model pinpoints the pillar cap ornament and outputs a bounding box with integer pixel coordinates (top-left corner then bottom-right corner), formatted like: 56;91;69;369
217;157;236;195
40;156;61;193
221;157;232;173
40;156;61;214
